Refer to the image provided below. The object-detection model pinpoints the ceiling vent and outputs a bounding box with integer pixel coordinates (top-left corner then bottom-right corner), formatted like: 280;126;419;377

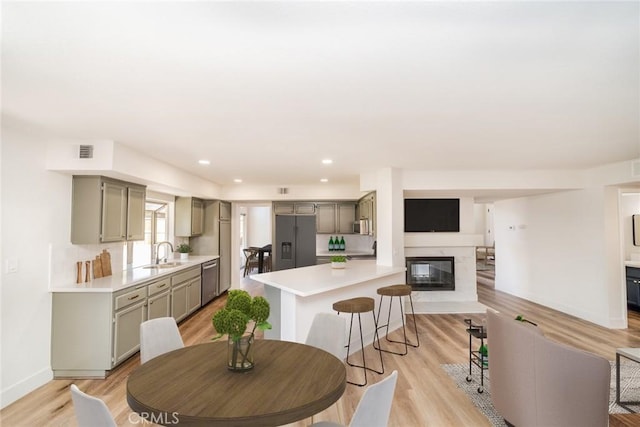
78;145;94;159
633;160;640;177
277;187;289;195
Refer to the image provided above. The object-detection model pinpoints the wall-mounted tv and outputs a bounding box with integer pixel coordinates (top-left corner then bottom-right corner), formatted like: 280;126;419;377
404;198;460;232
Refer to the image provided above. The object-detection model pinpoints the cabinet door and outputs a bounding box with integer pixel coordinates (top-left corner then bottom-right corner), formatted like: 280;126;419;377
358;198;370;220
171;282;189;323
191;198;204;236
101;181;127;242
127;186;146;241
219;201;232;221
295;203;316;215
148;290;171;320
273;203;295;214
628;279;640;306
337;204;356;233
113;300;147;366
316;204;336;233
187;278;202;314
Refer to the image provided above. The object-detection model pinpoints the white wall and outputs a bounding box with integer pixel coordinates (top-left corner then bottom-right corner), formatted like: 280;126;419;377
246;206;271;248
494;187;625;328
1;121;70;407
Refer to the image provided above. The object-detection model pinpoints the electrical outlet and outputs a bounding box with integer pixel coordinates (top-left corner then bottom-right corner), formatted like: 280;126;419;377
5;257;18;274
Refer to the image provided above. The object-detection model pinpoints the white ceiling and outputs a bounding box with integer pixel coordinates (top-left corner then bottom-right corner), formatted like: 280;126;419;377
2;1;639;188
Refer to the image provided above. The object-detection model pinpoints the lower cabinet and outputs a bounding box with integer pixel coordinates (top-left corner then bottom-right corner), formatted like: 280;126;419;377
171;267;202;323
148;290;171;319
627;267;640;311
113;299;147;365
52;265;204;378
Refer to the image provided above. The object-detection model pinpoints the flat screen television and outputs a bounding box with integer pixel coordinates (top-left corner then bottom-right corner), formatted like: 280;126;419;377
404;198;460;232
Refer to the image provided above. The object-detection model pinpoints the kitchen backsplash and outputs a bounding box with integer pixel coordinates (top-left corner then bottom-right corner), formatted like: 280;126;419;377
316;234;375;254
49;242;124;288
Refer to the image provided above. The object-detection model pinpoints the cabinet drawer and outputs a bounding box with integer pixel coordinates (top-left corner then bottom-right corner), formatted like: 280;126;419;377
148;278;170;296
114;287;147;311
171;267;201;285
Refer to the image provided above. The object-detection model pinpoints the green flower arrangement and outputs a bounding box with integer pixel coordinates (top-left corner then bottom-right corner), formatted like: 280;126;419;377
330;255;347;263
212;290;271;341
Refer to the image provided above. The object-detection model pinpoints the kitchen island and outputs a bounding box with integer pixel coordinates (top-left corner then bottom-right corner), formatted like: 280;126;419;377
251;260;406;348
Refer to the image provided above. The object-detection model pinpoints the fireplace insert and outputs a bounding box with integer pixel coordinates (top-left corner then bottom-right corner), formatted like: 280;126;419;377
406;257;455;291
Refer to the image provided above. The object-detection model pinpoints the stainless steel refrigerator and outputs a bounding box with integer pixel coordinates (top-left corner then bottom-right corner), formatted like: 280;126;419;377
274;215;316;271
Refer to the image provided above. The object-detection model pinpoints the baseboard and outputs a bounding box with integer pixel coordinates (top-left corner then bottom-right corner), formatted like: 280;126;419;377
1;367;53;409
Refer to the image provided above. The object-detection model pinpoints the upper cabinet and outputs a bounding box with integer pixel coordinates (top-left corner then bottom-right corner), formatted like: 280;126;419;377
357;192;376;236
316;202;356;234
175;197;204;237
71;176;146;244
273;202;316;215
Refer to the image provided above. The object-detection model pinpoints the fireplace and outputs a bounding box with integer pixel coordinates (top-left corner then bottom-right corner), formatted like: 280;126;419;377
406;257;455;291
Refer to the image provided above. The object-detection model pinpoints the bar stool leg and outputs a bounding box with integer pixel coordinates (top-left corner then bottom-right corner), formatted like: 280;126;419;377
339;311;384;387
374;294;420;355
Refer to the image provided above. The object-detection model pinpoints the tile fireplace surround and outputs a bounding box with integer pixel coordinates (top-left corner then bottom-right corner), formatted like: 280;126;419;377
404;246;479;307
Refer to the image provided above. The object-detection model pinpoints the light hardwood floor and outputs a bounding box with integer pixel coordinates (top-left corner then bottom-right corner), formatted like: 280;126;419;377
2;272;640;427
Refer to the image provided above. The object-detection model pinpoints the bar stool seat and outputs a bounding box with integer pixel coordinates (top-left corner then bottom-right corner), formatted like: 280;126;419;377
377;284;412;297
374;284;420;356
332;297;375;313
333;296;384;387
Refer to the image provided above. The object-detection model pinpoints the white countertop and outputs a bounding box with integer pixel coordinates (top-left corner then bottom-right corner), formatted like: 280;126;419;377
250;260;406;297
316;250;375;257
625;261;640;268
50;255;218;293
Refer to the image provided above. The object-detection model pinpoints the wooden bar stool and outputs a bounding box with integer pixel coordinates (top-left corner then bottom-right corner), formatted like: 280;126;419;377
374;284;419;356
333;297;384;387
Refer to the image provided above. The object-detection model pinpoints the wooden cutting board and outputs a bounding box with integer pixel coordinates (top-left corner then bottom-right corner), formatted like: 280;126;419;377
101;249;112;277
93;256;103;278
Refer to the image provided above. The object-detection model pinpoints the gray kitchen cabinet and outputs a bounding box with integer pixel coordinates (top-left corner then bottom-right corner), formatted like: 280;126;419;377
316;204;337;233
175;197;204;237
273;202;316;215
337;203;356;234
147;277;171;320
357;192;376;236
112;285;147;365
171;266;201;322
187;277;202;314
126;185;146;240
627;267;640;311
219;200;232;221
71;175;146;244
316;202;356;234
51;263;205;379
148;290;171;320
171;281;189;322
113;298;147;366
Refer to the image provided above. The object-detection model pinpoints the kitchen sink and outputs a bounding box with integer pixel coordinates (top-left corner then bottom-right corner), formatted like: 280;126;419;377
143;262;183;269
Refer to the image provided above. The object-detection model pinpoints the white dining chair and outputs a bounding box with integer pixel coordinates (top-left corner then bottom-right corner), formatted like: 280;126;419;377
140;317;184;364
312;370;398;427
69;384;116;427
305;312;347;360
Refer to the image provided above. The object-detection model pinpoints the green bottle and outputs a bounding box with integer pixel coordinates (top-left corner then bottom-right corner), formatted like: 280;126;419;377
329;236;334;251
339;236;345;251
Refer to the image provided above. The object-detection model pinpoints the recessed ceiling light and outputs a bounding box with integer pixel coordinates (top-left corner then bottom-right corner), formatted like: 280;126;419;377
198;159;210;165
322;159;333;165
234;178;243;183
320;178;328;183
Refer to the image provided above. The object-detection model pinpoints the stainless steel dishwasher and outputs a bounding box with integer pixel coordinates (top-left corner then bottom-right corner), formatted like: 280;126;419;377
201;259;219;307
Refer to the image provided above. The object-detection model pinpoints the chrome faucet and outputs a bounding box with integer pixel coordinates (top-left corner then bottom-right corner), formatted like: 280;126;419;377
155;241;174;264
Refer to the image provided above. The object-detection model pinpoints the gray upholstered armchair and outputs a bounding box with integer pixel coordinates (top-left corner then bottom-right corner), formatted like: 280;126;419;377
486;309;610;427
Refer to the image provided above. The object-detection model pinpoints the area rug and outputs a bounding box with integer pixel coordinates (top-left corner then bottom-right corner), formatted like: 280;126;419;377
442;361;640;426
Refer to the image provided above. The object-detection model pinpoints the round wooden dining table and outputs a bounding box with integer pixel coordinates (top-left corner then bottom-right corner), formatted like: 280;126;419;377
127;339;347;426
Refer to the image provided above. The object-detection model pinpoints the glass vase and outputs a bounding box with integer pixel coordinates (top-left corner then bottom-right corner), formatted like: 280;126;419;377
227;333;254;372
